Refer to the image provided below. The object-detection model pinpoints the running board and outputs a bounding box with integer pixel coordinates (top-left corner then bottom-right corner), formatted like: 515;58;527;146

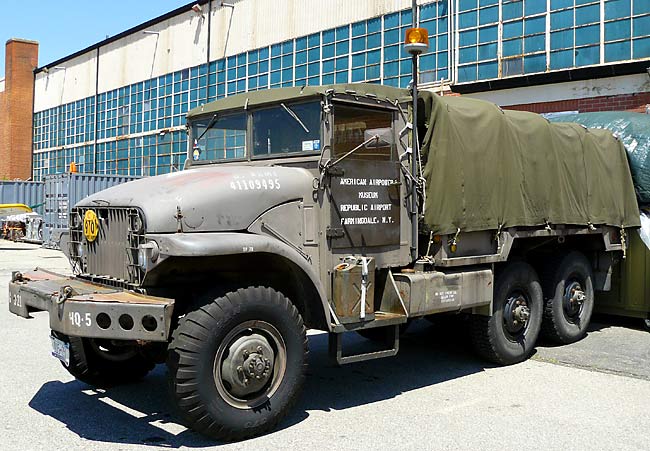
328;324;400;365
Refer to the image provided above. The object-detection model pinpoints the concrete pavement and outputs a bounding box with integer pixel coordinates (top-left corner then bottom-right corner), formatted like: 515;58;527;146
1;240;649;451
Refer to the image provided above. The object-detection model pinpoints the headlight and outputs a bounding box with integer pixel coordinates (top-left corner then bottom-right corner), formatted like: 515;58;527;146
137;241;160;270
138;247;147;269
130;212;144;233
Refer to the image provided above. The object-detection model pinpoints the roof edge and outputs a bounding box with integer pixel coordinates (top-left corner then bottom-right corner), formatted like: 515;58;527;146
34;0;210;73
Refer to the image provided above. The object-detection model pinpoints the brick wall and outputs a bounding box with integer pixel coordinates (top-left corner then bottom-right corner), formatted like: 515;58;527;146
502;92;650;114
0;39;38;180
0;89;5;176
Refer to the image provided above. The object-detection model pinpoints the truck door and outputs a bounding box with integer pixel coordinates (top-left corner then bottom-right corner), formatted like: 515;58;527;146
326;103;401;250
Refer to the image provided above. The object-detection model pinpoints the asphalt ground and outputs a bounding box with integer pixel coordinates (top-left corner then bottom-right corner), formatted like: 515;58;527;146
1;240;650;451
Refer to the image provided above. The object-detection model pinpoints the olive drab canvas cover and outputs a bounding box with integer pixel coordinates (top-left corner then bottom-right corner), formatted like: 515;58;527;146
418;91;640;235
547;112;650;206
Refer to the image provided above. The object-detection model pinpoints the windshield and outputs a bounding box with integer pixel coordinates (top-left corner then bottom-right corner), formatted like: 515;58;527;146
191;112;247;162
252;101;321;157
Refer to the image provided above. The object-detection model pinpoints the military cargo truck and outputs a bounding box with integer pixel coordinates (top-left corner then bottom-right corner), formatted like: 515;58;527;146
8;81;640;440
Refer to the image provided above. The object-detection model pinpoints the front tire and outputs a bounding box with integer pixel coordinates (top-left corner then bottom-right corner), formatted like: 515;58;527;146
54;332;154;387
540;251;594;344
167;286;308;441
470;263;543;365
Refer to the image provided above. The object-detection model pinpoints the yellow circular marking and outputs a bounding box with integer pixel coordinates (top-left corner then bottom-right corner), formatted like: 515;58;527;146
83;210;99;242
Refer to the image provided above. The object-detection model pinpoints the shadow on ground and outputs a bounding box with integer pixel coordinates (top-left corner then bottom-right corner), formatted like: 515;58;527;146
28;320;489;448
536;312;650;348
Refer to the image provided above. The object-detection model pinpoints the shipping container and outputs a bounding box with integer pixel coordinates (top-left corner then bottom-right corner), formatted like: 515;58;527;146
43;173;140;249
0;180;44;215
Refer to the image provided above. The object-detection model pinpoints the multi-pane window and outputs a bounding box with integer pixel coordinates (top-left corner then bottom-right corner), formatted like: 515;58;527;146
420;1;450;84
189;63;208;109
143;78;158;132
270;40;295;88
322;26;350;85
227;53;248;95
456;0;650;83
155;130;187;174
550;0;600;69
383;9;417;88
247;47;270;91
456;0;544;82
157;73;173;129
351;17;382;83
172;68;189;127
117;85;130;136
207;59;226;101
604;0;650;61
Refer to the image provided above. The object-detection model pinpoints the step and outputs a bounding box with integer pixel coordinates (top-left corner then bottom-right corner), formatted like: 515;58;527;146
328;323;400;365
330;310;407;334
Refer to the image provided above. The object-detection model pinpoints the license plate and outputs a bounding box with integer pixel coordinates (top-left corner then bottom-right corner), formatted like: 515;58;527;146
50;335;70;367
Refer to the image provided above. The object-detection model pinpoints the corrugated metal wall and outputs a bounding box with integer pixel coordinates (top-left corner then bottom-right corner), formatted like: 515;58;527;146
0;180;44;214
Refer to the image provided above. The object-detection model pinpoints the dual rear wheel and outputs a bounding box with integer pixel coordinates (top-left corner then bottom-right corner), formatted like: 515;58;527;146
470;251;594;365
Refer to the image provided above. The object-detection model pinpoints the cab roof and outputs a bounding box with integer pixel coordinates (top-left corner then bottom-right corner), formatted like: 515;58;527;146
186;83;410;119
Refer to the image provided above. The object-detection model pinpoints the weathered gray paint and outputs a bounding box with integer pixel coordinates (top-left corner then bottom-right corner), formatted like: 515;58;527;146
148;231;330;328
78;166;316;234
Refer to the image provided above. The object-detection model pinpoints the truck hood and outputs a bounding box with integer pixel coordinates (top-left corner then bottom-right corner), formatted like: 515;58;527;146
77;166;315;233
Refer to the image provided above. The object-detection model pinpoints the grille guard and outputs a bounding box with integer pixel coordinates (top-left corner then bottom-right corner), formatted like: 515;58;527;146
69;207;146;286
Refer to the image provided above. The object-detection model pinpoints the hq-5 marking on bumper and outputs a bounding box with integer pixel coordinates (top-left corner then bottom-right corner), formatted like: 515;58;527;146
9;268;174;342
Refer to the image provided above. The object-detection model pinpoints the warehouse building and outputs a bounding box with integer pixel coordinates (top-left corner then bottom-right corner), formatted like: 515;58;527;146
1;0;649;181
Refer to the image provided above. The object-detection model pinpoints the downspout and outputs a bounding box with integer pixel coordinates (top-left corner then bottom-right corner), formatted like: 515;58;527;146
93;47;99;174
206;0;212;103
31;67;36;180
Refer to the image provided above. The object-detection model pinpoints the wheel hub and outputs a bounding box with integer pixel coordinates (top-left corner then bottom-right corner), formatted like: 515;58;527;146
221;334;275;398
563;281;585;318
504;293;530;335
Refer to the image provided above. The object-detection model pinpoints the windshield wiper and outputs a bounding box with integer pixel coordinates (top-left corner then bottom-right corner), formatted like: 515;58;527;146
280;103;310;133
194;113;219;144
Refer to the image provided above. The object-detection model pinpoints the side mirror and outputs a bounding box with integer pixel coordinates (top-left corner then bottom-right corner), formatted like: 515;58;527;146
364;128;393;148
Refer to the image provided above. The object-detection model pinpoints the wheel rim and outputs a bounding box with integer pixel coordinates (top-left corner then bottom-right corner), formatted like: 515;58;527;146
503;289;531;342
562;278;586;324
213;320;287;409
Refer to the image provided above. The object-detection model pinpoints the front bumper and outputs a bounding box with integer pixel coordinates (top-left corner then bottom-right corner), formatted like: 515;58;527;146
9;268;174;342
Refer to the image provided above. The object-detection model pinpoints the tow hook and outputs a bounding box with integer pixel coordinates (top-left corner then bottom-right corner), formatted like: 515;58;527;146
54;285;74;305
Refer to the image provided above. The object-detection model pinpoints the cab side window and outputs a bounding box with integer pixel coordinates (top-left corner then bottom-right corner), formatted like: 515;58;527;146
332;105;394;161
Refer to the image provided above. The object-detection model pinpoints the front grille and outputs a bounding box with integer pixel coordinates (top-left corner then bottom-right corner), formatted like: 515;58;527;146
70;207;146;286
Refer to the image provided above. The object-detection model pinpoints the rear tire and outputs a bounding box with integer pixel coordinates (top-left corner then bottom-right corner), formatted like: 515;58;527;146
54;332;154;387
540;251;594;344
470;263;543;365
167;286;308;441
